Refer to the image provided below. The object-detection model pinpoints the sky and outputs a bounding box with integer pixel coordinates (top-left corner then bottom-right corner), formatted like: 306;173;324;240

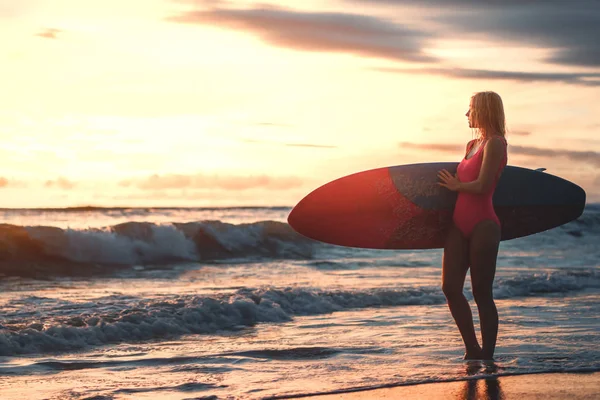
1;0;599;207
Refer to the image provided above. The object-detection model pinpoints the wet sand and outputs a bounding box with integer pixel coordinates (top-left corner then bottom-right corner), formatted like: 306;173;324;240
287;372;600;400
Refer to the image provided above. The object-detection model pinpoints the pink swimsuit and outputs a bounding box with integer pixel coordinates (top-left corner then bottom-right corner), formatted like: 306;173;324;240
452;136;508;238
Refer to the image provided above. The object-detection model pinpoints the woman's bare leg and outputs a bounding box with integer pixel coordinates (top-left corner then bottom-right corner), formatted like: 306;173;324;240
442;224;481;359
469;220;501;360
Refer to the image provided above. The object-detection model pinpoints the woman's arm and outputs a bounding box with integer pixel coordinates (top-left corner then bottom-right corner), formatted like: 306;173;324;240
438;137;505;194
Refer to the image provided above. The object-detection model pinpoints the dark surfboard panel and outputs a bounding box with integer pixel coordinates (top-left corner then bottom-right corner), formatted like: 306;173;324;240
287;163;586;249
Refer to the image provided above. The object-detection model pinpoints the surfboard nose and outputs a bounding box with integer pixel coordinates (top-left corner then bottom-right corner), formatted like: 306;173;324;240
287;167;413;249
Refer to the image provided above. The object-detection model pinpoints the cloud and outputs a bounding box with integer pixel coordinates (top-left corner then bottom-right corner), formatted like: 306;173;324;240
0;177;27;188
509;145;600;167
170;0;228;6
167;1;600;90
35;28;62;39
348;0;600;68
375;67;600;87
399;142;462;152
167;2;600;88
45;177;77;190
121;173;304;191
348;0;575;8
285;143;337;149
399;141;600;167
165;5;437;63
509;130;532;136
241;138;336;148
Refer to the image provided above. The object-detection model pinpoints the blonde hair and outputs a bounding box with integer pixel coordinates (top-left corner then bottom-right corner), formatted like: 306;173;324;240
470;91;506;139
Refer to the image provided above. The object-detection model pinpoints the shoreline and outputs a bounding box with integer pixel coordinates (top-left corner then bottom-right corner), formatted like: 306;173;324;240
266;370;600;400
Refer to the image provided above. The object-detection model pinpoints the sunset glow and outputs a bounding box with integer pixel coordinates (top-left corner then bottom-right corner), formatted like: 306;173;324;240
1;0;599;207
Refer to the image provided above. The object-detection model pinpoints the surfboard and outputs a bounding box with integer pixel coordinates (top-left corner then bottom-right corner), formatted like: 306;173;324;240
287;162;586;249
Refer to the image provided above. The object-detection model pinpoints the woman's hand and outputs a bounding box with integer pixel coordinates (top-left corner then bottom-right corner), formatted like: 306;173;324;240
438;169;461;191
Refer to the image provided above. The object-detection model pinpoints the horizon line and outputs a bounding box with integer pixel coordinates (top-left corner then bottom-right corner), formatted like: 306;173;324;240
0;205;295;211
0;203;598;212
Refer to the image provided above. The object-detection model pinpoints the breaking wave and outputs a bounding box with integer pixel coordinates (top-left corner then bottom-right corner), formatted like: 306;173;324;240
0;220;315;277
1;268;598;356
0;204;597;278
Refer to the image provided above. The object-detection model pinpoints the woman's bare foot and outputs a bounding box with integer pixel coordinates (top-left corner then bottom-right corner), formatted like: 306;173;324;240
463;345;483;360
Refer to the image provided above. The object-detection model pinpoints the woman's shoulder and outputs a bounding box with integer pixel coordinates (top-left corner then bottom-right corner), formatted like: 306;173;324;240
483;135;507;158
486;134;507;146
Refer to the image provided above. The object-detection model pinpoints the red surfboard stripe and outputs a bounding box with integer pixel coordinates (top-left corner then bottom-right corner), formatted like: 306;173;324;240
289;168;423;248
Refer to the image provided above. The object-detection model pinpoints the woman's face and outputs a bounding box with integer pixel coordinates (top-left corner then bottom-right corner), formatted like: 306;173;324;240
465;100;475;129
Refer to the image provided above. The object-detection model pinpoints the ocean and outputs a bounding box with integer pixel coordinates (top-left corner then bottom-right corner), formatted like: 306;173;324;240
0;205;599;399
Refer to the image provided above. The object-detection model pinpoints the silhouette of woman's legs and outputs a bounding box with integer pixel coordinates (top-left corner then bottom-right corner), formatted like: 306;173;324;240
469;220;500;360
442;224;481;359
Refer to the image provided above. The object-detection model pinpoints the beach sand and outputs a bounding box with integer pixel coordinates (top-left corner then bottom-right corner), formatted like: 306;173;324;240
289;372;600;400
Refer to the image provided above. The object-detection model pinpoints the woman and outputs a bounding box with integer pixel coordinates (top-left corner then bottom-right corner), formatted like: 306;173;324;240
437;91;508;360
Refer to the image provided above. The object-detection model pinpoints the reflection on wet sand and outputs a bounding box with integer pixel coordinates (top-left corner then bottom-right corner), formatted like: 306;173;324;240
461;361;504;400
460;378;504;400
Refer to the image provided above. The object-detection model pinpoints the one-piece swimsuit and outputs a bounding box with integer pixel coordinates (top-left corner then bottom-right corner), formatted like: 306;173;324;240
452;136;508;237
